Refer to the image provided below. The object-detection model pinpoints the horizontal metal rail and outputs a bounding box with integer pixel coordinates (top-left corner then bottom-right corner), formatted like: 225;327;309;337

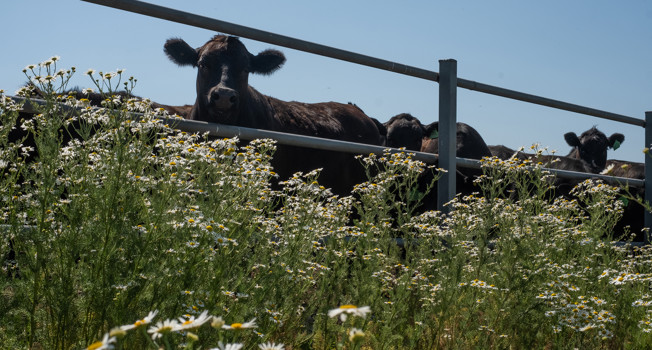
164;116;441;163
9;95;438;162
457;79;645;127
81;0;438;82
165;117;647;188
458;157;644;187
82;0;644;127
9;96;645;187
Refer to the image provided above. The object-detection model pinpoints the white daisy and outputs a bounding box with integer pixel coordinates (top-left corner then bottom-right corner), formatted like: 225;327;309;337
120;310;158;331
174;310;212;331
147;318;181;340
328;305;371;322
209;341;244;350
259;342;285;350
85;333;116;350
222;318;257;330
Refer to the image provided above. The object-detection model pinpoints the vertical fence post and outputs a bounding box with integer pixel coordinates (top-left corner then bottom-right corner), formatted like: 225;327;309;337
437;59;457;213
645;111;652;243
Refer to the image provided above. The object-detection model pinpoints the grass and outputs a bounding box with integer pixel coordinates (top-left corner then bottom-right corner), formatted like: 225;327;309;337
1;58;652;350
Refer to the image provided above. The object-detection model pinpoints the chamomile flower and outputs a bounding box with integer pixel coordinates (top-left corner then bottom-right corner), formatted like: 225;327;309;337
120;310;158;331
174;310;212;331
348;328;366;342
222;318;257;330
258;342;285;350
147;319;181;340
328;305;371;322
211;316;225;329
186;240;200;248
86;333;116;350
210;341;244;350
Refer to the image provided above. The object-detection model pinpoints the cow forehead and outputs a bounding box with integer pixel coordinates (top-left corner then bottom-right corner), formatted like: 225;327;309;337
580;135;608;147
579;128;606;142
198;36;249;58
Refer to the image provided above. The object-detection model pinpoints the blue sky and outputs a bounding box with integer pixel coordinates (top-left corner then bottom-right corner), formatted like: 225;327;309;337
2;0;651;162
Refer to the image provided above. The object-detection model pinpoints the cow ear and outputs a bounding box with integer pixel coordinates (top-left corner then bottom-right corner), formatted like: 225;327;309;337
564;132;581;147
423;122;439;139
609;133;625;150
250;49;286;75
164;38;199;67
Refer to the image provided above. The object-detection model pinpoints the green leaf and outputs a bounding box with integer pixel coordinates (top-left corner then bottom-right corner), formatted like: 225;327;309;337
409;188;425;202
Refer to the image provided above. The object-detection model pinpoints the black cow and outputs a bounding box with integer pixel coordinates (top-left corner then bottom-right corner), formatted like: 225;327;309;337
8;86;192;166
488;145;648;241
384;113;433;152
164;35;384;195
603;159;646;242
383;114;492;209
488;144;595;199
421;122;492;160
2;88;193;278
489;145;593;172
565;127;625;173
383;113;492;161
34;86;193;118
488;145;528;161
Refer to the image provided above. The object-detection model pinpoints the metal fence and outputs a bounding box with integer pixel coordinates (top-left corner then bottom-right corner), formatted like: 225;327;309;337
27;0;652;240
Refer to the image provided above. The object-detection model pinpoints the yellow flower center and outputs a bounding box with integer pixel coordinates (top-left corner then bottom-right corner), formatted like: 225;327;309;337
231;323;243;329
87;341;103;350
340;305;357;309
134;319;145;327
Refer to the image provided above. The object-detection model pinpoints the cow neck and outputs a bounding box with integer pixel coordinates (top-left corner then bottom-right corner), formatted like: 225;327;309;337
237;85;282;130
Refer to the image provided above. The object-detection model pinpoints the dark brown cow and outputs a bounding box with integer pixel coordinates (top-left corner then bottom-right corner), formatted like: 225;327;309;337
564;127;624;173
603;159;644;179
488;146;648;241
383;113;492;209
489;145;593;172
9;86;192;165
489;144;595;198
603;159;646;242
4;87;193;278
421;121;492;208
164;35;384;194
487;145;527;161
383;113;491;160
26;84;193;118
384;113;432;152
420;122;492;160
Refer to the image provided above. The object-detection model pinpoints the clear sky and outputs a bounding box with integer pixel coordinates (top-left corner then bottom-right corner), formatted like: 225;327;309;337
2;0;651;163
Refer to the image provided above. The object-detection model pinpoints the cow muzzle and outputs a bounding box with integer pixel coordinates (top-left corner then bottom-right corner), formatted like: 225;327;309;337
208;87;239;111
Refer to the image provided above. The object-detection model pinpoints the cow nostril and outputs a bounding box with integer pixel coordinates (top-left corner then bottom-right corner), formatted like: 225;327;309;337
210;90;220;101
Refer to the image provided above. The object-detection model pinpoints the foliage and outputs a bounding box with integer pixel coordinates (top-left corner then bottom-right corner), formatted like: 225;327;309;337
1;59;652;350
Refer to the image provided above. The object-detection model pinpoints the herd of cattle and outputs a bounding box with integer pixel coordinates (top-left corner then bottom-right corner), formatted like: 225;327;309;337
12;35;648;241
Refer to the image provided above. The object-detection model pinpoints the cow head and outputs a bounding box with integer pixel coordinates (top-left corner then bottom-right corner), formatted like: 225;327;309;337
564;127;625;172
164;35;286;122
384;113;426;151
